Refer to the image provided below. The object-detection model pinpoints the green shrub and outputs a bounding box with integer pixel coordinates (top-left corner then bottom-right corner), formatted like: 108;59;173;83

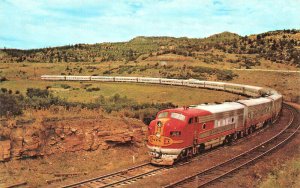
216;70;238;81
86;87;100;92
0;93;23;116
0;76;8;82
86;66;97;70
0;88;177;122
26;88;49;98
117;65;135;74
1;88;8;93
60;84;71;89
82;84;92;89
189;66;237;81
139;66;147;72
103;70;110;75
190;66;215;74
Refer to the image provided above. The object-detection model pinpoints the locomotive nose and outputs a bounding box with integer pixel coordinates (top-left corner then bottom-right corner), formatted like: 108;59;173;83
155;120;163;137
148;118;170;137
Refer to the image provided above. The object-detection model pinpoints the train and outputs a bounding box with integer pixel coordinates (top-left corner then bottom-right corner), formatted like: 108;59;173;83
41;75;283;165
41;75;269;97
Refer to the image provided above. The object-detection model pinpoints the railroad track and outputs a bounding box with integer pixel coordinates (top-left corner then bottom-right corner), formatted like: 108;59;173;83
61;143;238;188
61;108;285;188
61;162;165;188
163;103;299;188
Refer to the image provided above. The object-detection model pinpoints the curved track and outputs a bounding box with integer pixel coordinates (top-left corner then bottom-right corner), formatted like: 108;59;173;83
60;104;296;188
163;103;299;188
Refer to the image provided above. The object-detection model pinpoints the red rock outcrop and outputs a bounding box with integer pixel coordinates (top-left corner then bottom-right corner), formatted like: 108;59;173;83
0;140;11;161
0;116;146;162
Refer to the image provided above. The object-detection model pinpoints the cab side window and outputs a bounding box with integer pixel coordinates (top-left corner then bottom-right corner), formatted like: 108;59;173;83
188;118;193;124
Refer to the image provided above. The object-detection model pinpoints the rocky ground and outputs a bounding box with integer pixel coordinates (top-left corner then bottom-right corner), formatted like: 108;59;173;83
0;108;148;187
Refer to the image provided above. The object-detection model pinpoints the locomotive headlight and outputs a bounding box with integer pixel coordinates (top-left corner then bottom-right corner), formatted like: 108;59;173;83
156;132;161;137
157;121;162;127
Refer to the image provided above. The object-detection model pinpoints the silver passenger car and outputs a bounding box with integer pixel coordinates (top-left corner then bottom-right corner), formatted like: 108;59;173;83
205;81;225;90
161;79;183;85
41;75;65;80
91;76;114;82
115;77;138;82
66;76;91;81
137;77;161;84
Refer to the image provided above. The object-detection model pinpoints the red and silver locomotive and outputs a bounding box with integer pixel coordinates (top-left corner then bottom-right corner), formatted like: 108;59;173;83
147;96;282;165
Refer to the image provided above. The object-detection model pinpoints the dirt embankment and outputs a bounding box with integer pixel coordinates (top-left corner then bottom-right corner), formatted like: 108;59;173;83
0;108;146;162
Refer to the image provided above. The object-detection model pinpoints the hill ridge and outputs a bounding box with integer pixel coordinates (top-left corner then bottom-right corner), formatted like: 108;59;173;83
0;29;299;66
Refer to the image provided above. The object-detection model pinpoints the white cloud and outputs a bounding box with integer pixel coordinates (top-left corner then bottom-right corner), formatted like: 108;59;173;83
0;0;299;49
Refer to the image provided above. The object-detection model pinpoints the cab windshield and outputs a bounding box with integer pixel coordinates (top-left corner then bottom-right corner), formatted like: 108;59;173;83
157;112;168;119
171;112;186;121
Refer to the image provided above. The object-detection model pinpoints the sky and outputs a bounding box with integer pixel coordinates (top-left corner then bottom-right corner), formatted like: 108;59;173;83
0;0;299;49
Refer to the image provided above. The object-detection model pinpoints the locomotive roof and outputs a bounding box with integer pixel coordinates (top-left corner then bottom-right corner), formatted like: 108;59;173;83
160;107;212;117
238;97;272;106
190;102;244;113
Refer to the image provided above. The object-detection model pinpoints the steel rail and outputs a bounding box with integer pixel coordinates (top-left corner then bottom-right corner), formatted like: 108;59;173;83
61;162;154;188
99;166;166;188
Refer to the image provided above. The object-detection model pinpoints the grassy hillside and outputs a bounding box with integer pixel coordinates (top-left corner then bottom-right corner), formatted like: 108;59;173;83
1;29;299;67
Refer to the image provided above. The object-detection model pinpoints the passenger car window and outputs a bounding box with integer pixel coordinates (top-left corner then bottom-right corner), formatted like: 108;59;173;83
188;118;193;124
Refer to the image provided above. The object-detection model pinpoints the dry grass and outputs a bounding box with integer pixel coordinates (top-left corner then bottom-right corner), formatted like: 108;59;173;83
231;70;300;103
259;156;300;188
0;79;241;105
0;147;149;187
